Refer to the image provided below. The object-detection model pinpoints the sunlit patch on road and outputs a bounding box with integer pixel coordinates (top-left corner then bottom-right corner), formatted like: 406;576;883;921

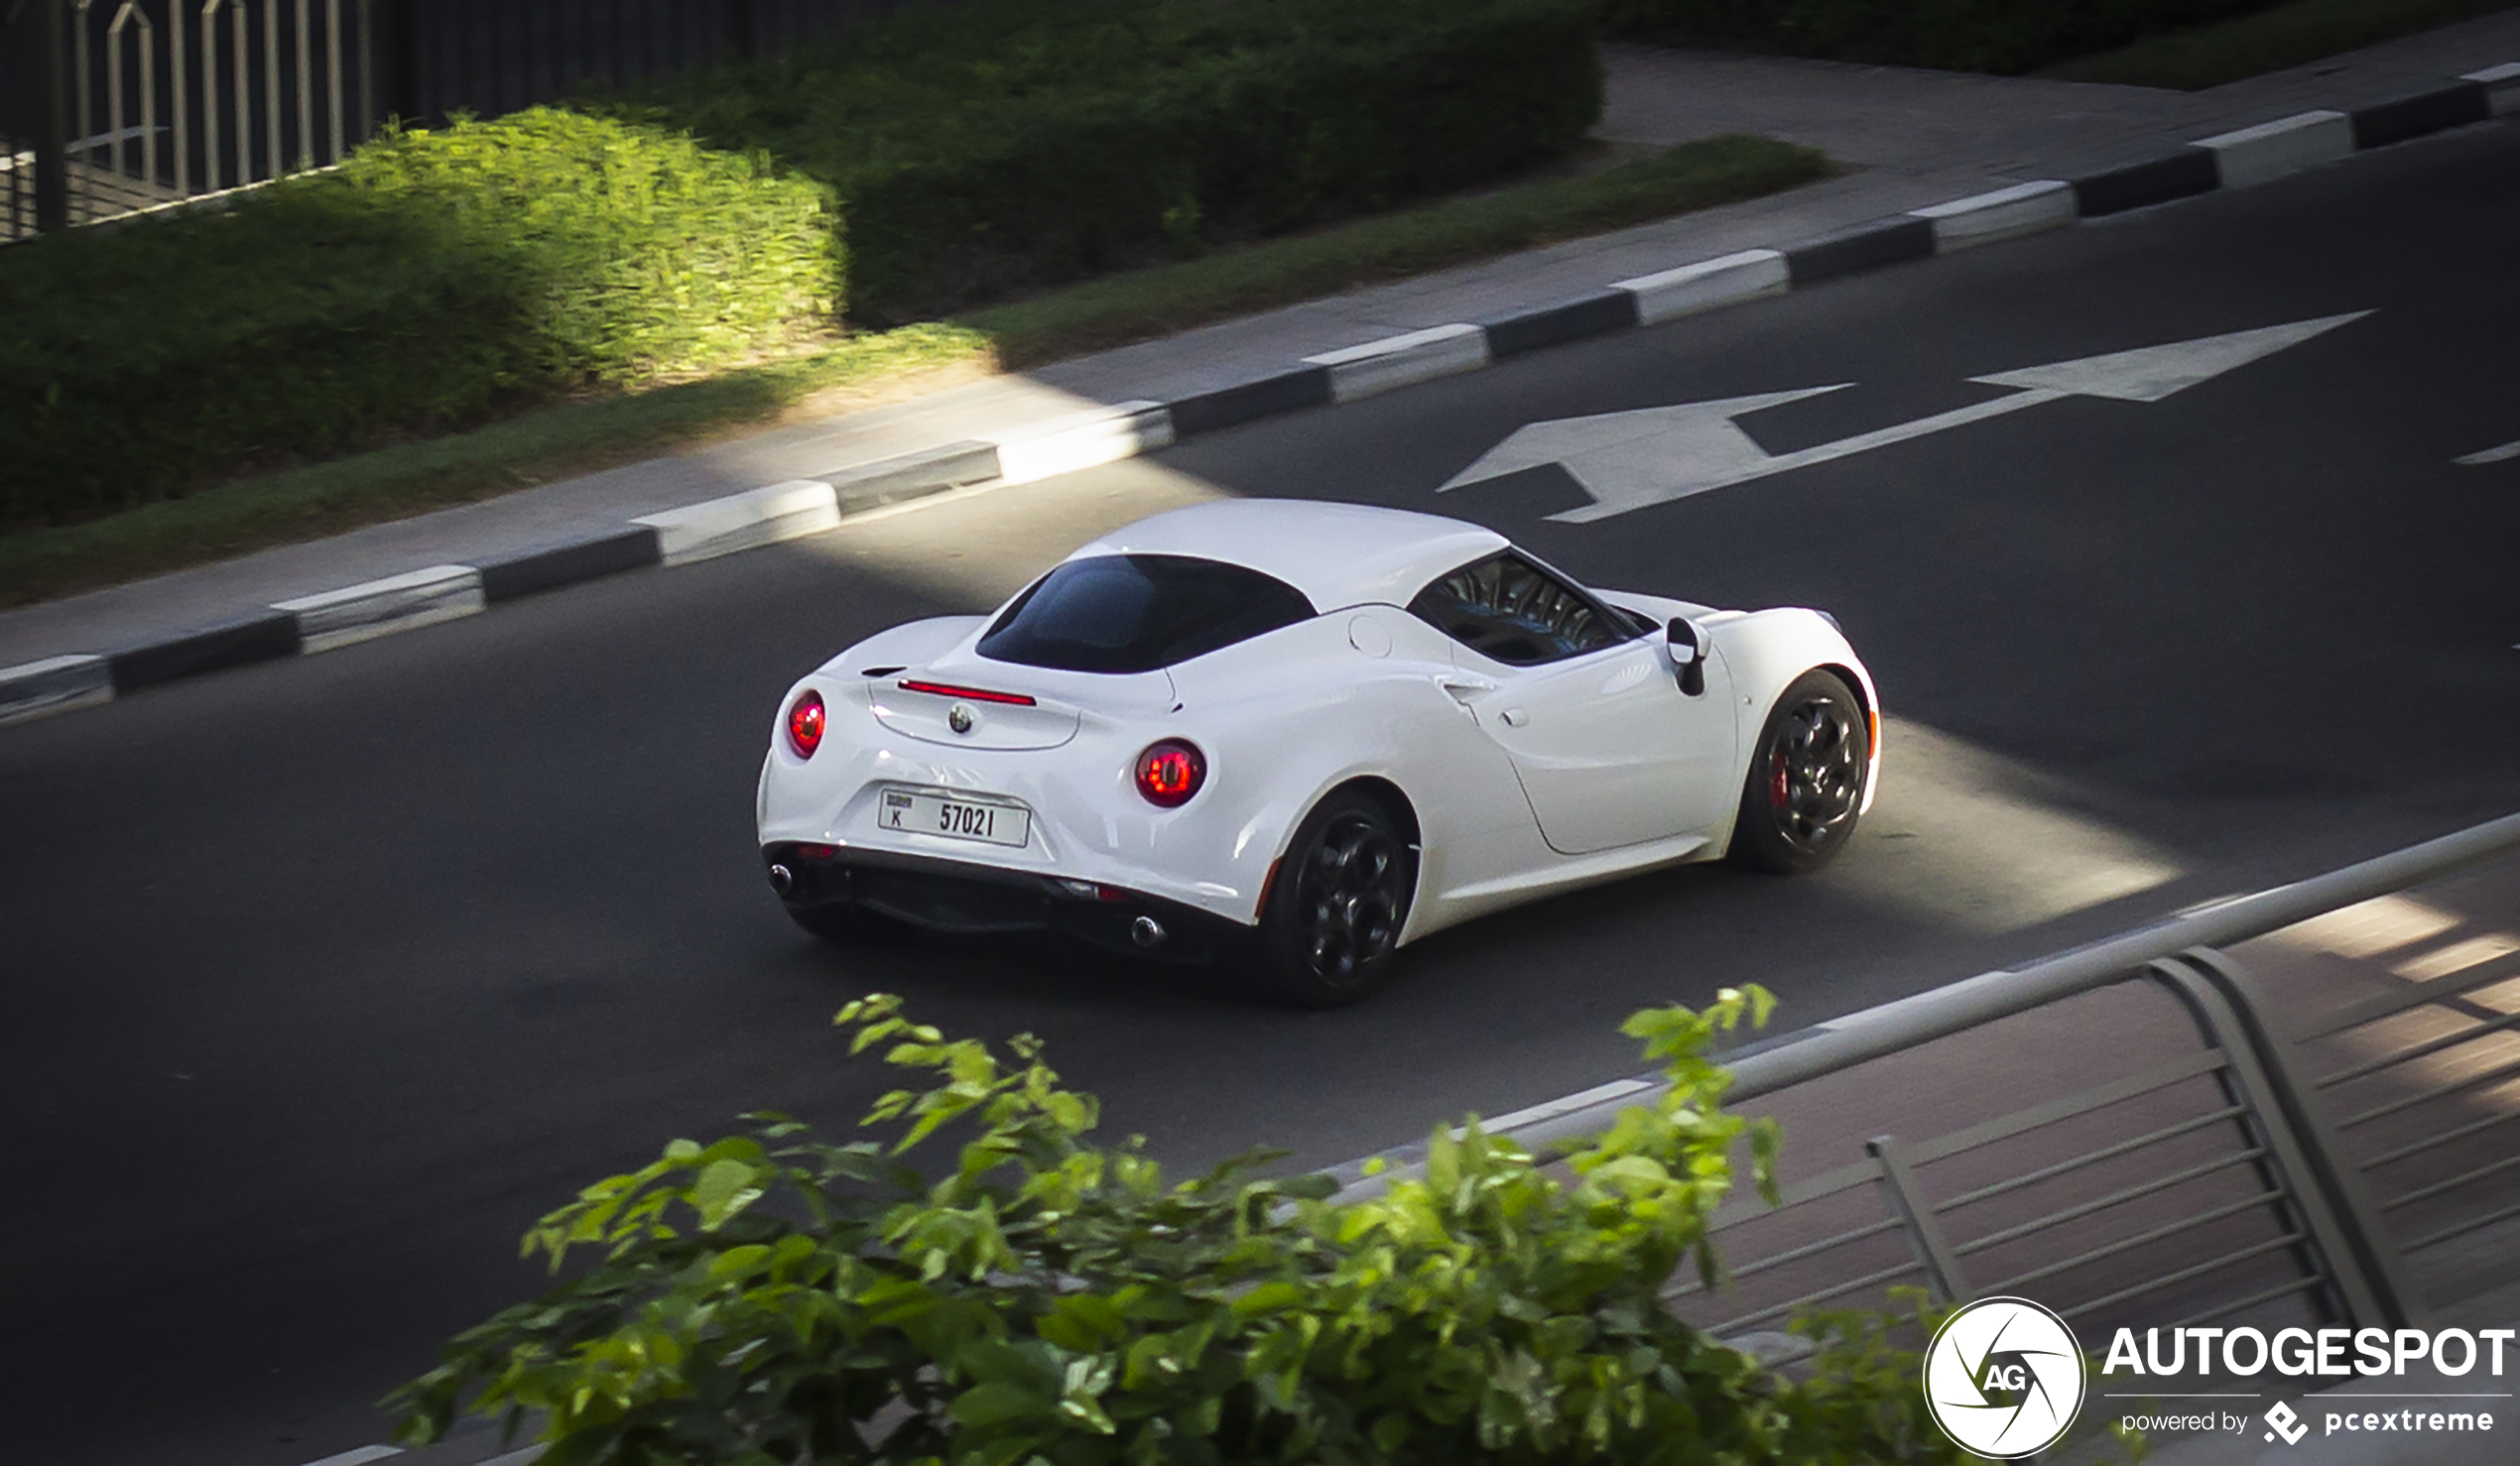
1834;717;2184;932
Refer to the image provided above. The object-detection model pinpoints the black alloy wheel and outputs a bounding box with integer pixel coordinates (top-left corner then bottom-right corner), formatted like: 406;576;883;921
1255;791;1413;1007
1728;670;1868;875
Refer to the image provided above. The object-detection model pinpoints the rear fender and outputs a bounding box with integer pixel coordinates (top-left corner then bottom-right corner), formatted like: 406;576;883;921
1165;609;1535;941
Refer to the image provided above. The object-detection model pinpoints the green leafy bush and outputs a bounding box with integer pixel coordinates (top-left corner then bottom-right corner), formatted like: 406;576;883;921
1597;0;2283;74
606;0;1602;323
392;990;1966;1465
0;108;836;530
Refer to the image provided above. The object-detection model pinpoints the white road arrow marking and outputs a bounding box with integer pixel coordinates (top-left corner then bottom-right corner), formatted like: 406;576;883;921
1440;311;2371;523
2455;439;2520;466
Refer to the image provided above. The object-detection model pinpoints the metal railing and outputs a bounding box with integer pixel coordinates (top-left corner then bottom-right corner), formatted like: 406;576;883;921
2;0;913;241
4;0;377;240
1329;810;2520;1344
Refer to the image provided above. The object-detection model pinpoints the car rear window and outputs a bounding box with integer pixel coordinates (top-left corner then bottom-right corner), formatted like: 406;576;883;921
976;554;1317;673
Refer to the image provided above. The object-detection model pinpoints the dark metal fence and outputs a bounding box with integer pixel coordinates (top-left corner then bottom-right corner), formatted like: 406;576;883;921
1;0;908;242
1331;809;2520;1349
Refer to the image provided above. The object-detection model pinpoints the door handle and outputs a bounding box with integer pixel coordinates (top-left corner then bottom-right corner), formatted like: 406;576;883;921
1439;675;1498;704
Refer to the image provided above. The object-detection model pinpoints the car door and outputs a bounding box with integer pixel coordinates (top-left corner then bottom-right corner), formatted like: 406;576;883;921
1409;551;1736;856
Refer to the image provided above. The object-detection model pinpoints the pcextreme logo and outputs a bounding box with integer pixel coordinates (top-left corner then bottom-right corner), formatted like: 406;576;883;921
1923;1297;2089;1458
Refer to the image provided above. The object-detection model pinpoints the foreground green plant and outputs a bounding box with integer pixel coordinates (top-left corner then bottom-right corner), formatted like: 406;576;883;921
391;989;1962;1465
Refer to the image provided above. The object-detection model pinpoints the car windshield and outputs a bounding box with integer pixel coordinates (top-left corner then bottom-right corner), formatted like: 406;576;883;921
976;553;1317;673
1407;551;1628;666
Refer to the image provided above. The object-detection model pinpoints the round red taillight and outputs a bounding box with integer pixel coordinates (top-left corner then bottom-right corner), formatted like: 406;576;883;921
1135;739;1205;808
786;689;825;759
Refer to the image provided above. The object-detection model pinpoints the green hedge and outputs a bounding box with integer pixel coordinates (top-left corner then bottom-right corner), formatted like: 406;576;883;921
611;0;1603;323
0;109;836;531
1597;0;2282;73
393;992;1974;1466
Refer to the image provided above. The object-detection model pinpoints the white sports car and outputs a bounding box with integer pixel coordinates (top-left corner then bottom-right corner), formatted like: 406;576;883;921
757;499;1878;1004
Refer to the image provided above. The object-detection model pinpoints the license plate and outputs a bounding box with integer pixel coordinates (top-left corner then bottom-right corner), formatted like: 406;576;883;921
878;789;1030;848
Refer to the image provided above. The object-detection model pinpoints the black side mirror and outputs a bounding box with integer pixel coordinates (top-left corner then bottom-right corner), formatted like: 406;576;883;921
1666;618;1705;697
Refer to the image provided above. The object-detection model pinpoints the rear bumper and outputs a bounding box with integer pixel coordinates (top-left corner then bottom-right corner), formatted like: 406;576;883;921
762;843;1252;964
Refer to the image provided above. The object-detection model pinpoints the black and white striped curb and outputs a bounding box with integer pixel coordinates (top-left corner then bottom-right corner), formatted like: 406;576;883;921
4;62;2512;731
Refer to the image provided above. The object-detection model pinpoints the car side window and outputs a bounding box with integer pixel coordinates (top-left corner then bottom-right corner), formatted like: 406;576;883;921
1406;552;1627;667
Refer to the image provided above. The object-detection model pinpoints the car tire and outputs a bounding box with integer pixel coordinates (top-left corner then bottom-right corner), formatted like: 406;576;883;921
786;903;901;944
1727;669;1868;876
1252;791;1414;1008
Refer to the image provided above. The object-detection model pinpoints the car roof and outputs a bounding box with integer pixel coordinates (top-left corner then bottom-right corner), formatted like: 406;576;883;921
1068;499;1510;611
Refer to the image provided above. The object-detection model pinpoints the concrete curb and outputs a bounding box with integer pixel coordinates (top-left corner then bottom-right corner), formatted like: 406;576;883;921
635;478;845;566
1307;324;1491;403
991;401;1174;483
1910;179;2078;251
3;60;2510;731
276;564;486;655
1613;248;1790;324
1782;213;1937;283
2473;61;2520;113
2195;109;2355;187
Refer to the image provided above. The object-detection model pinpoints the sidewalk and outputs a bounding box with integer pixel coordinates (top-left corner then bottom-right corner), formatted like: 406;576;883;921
1660;840;2520;1464
3;9;2517;692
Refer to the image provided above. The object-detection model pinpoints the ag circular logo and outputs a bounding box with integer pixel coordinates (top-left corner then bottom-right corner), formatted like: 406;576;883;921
1923;1296;2087;1458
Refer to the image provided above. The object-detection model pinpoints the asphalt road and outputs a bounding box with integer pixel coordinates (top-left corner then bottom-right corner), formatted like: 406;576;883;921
5;119;2517;1466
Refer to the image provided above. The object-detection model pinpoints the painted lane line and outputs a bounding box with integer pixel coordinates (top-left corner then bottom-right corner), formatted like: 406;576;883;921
1444;312;2371;523
2454;439;2520;466
0;654;115;726
1549;386;2063;523
1614;249;1789;325
295;1446;403;1466
275;564;486;655
1305;324;1490;403
1910;180;2076;251
2192;110;2352;188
